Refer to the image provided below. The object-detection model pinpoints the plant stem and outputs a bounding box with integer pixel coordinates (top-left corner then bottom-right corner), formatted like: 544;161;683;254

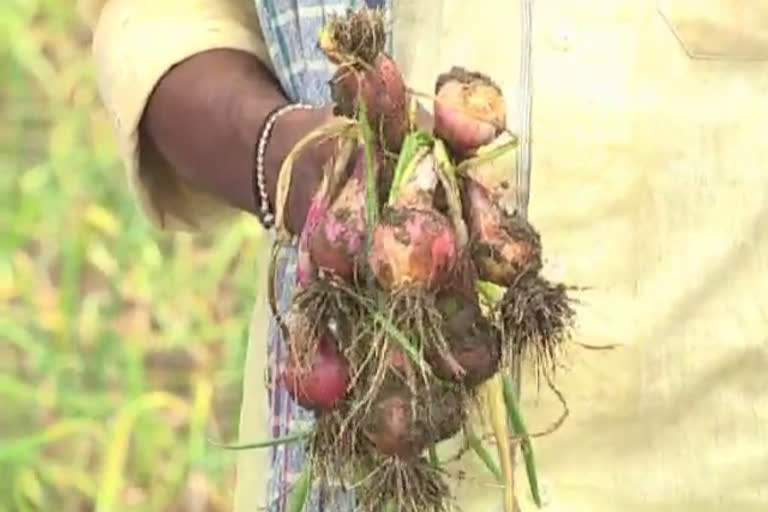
429;445;439;467
357;101;378;260
367;309;432;376
482;374;516;512
455;135;519;176
503;375;542;507
477;280;506;304
465;427;503;483
209;429;312;451
287;460;313;512
388;131;432;206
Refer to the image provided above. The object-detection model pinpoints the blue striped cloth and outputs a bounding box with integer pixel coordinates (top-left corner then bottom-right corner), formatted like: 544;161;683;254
252;1;391;510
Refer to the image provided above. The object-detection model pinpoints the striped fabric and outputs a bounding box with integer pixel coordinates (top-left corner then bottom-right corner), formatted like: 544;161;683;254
251;1;391;510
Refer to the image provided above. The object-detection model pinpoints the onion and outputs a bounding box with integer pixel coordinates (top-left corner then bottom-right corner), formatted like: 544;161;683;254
296;191;326;287
369;208;457;291
463;177;542;286
308;148;370;281
434;66;506;157
368;151;458;291
432;66;542;285
388;347;411;373
363;385;464;458
320;8;408;150
280;334;349;411
432;66;575;378
331;54;408;152
427;295;501;388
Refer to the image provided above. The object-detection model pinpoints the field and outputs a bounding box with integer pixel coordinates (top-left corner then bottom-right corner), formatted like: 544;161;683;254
1;2;263;511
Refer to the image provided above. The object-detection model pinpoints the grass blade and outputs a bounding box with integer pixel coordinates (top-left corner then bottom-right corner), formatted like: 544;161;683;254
36;462;96;501
477;280;506;304
388;131;432;206
482;374;516;512
287;459;313;512
502;375;542;507
95;392;190;512
187;376;214;462
208;429;312;451
0;419;106;462
465;429;503;483
428;445;439;467
456;136;519;176
367;309;432;376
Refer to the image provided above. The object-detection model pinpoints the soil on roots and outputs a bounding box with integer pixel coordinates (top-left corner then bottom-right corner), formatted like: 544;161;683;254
291;277;366;353
337;323;466;460
329;54;408;153
314;370;465;512
321;7;387;66
311;408;369;493
500;269;578;378
466;207;544;287
321;8;407;151
386;290;462;381
434;66;503;96
360;379;466;459
355;455;452;512
432;290;502;389
441;248;479;302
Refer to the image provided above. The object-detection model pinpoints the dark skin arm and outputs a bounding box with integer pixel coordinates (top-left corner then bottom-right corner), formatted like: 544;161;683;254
141;48;432;236
140;48;333;235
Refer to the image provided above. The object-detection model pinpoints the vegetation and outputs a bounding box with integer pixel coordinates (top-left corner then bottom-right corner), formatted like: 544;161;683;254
1;2;261;510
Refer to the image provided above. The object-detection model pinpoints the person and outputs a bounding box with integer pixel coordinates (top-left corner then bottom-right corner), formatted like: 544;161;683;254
80;0;768;511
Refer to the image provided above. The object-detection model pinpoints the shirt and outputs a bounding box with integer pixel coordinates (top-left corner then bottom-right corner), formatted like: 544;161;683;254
83;0;768;511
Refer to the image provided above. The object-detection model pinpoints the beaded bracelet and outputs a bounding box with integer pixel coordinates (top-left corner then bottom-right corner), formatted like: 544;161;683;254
253;102;314;230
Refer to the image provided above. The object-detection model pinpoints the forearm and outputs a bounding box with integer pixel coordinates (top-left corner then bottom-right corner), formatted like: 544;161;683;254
141;48;332;234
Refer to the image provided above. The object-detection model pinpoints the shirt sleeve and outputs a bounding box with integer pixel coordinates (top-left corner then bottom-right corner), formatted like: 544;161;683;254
84;0;273;231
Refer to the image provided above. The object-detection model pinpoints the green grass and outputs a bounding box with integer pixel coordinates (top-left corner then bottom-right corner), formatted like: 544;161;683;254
1;2;263;511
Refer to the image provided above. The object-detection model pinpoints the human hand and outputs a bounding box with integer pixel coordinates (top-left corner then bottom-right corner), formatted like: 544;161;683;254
263;104;337;236
269;100;434;237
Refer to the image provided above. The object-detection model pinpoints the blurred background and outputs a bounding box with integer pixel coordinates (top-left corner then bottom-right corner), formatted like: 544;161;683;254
1;2;265;511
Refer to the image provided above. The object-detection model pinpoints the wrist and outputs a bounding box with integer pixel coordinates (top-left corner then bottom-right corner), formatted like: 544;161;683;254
260;104;335;234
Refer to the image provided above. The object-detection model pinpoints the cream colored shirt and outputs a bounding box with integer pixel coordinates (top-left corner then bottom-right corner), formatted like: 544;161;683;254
84;0;768;510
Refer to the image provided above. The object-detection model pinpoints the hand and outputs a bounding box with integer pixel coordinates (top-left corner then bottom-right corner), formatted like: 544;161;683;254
263;104;337;236
268;99;434;237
